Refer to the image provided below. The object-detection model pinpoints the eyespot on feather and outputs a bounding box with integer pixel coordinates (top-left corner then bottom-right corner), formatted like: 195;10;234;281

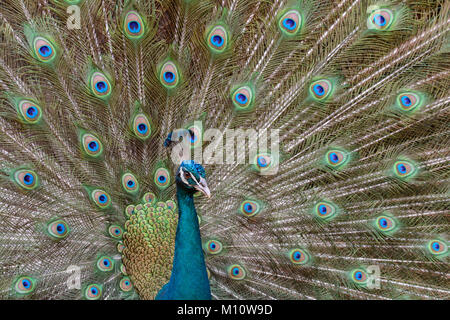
47;219;70;239
239;200;262;217
278;10;302;36
91;189;111;209
124;11;145;40
132;113;152;140
309;79;333;101
206;24;229;54
89;71;112;99
14;276;36;295
159;60;180;89
81;133;103;158
13;169;39;190
84;284;102;300
154;168;170;189
33;36;57;63
231;85;254;110
17;100;42;124
121;172;139;194
227;264;246;280
289;248;310;265
97;256;115;272
204;239;223;255
367;9;394;31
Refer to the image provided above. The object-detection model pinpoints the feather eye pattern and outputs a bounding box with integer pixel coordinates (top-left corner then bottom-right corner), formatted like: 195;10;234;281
186;123;203;149
46;219;70;240
227;264;246;280
125;205;135;217
84;187;111;209
13;276;36;295
158;59;180;90
204;239;223;255
108;225;123;240
80;131;103;158
12;169;39;190
206;23;230;54
349;268;369;287
119;277;133;292
278;9;303;36
426;240;448;258
121;172;139;195
96;255;115;272
123;10;146;40
238;199;263;217
142;192;156;204
395;91;426;113
231;84;255;111
88;69;113;100
154;167;170;189
323;148;350;170
84;284;102;300
367;6;396;31
288;248;311;265
15;99;43;124
313;200;339;221
131;112;152;140
391;158;418;181
373;213;399;235
252;152;278;175
309;79;334;102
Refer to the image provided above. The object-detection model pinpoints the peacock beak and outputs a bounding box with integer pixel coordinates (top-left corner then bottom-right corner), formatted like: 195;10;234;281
194;177;211;198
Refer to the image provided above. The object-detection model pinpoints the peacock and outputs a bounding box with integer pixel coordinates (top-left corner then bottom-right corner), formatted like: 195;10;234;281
0;0;449;300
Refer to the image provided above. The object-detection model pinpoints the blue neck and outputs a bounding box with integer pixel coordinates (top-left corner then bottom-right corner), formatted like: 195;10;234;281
156;185;211;300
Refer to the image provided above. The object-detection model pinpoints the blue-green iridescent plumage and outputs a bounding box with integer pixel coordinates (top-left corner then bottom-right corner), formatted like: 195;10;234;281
0;0;448;301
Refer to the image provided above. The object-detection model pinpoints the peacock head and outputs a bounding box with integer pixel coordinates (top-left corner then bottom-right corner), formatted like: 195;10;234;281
176;160;211;198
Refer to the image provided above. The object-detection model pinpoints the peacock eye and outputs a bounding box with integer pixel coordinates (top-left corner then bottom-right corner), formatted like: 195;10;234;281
227;264;246;280
396;92;424;112
91;189;111;209
427;239;448;256
18;100;42;124
206;24;229;54
313;200;338;221
13;169;39;190
85;284;102;300
374;214;398;234
132;113;151;140
119;277;133;292
204;239;223;255
97;256;114;272
159;60;180;89
14;276;36;294
278;10;302;36
393;159;417;180
350;268;368;286
325;148;350;169
289;248;310;265
121;172;139;194
142;192;156;204
47;219;69;239
239;199;262;217
154;167;170;189
108;225;123;239
33;37;56;63
309;79;333;101
124;11;145;40
81;133;103;158
90;71;112;99
367;9;394;31
231;85;254;110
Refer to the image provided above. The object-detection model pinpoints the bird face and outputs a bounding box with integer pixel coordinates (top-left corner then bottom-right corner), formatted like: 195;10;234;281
176;160;211;198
